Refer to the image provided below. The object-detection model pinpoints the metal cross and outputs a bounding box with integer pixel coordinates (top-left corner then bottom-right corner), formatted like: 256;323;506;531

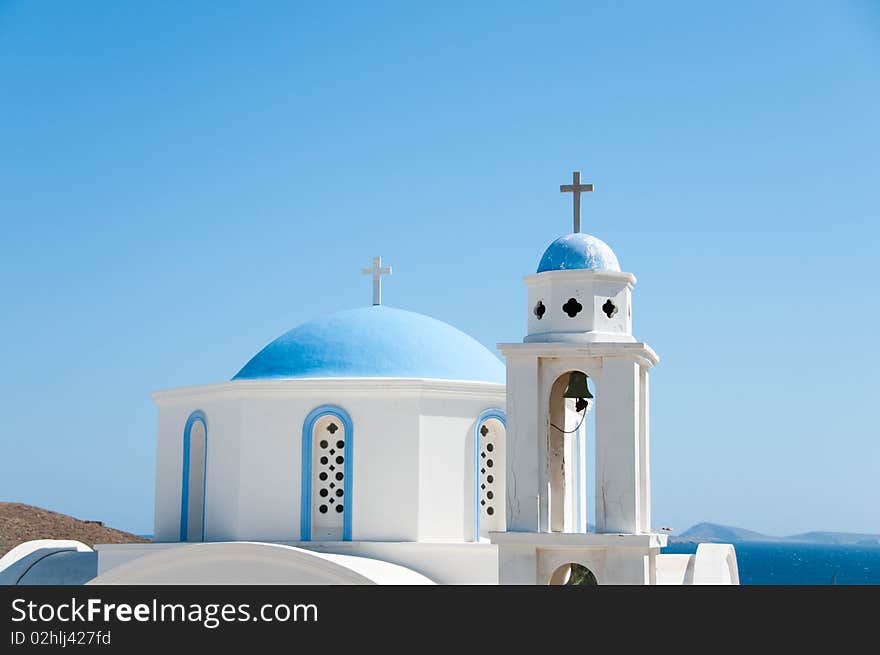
362;256;392;306
560;171;594;233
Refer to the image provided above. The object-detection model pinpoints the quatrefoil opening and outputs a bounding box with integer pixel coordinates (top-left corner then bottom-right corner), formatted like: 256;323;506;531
562;297;583;318
602;299;618;319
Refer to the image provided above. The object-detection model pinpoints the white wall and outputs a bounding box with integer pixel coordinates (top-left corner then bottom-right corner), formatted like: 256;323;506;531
655;554;694;584
233;389;422;542
638;366;651;532
153;379;504;545
594;358;641;534
418;413;472;541
524;270;635;344
503;356;541;532
91;542;436;585
655;546;740;585
417;394;506;542
236;395;302;541
153;395;242;542
96;541;499;584
350;393;421;541
493;532;663;585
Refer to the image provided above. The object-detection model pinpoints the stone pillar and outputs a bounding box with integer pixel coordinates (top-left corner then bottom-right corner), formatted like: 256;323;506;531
496;544;538;585
595;359;640;533
639;366;651;533
504;356;540;532
547;389;566;532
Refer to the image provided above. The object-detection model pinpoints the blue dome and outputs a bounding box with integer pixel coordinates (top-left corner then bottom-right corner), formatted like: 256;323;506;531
233;306;505;383
537;233;620;273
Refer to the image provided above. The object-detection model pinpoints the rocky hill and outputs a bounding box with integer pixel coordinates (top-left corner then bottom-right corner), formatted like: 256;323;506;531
0;502;149;557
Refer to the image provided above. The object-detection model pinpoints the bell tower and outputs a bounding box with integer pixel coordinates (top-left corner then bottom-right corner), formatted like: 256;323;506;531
491;172;666;585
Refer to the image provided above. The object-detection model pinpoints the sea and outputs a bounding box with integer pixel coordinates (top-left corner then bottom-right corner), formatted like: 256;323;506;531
663;541;880;585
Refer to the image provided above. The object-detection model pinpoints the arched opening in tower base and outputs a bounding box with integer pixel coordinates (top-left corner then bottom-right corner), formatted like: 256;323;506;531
548;562;598;586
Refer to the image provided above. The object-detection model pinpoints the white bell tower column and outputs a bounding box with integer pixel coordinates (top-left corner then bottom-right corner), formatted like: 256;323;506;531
490;172;666;585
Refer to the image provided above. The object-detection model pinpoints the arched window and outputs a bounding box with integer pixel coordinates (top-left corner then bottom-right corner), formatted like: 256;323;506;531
475;409;506;539
180;411;207;542
301;405;353;541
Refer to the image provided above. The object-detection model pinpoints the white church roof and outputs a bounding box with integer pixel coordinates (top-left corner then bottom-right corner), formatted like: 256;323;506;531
233;305;505;383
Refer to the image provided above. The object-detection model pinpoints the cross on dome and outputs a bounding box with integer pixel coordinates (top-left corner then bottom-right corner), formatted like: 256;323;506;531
362;256;392;306
559;171;594;233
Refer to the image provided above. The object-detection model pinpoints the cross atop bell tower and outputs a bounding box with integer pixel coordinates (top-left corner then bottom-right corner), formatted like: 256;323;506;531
559;171;594;233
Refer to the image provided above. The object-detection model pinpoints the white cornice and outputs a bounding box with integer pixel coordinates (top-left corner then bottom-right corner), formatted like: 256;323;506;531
152;378;506;405
489;531;667;548
524;269;637;288
496;341;659;367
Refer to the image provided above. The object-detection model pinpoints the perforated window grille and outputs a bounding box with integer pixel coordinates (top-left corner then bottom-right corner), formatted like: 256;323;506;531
478;418;505;536
311;416;346;539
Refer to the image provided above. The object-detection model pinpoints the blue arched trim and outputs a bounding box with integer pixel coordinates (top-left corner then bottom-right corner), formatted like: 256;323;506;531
473;408;506;541
180;410;208;542
301;405;354;542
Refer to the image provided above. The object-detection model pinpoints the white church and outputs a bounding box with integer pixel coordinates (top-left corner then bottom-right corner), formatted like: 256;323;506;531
0;173;738;585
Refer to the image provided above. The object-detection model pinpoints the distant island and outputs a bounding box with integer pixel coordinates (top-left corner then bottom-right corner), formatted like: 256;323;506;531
671;522;880;547
0;502;149;557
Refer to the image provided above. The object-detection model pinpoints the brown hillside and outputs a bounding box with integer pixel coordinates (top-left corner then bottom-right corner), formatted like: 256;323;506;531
0;502;150;557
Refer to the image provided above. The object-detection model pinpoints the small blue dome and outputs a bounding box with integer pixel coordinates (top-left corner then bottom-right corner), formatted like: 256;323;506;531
537;233;620;273
233;306;505;383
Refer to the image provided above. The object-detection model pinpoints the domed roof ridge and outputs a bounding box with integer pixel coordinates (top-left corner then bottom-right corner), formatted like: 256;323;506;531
537;232;620;273
233;305;504;384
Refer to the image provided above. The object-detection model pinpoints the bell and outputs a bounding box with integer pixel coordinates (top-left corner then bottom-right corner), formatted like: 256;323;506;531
562;371;593;401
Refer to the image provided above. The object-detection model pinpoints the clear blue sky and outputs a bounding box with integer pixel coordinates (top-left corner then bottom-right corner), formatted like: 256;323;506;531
1;1;877;537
